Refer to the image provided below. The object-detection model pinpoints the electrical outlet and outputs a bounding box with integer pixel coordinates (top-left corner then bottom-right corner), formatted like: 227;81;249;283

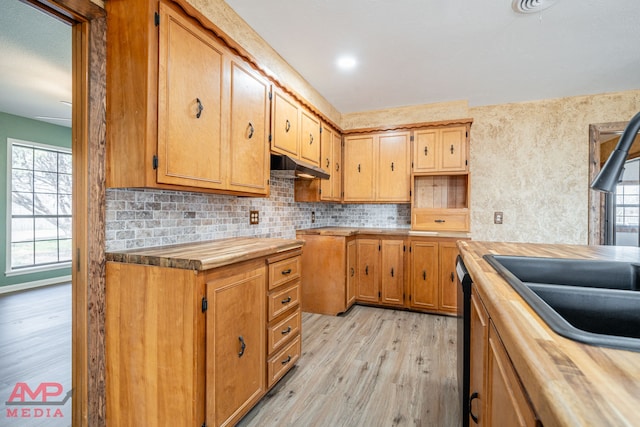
249;210;259;225
494;211;503;224
311;211;315;223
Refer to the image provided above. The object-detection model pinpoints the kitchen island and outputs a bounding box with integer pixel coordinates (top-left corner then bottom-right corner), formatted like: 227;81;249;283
457;241;640;426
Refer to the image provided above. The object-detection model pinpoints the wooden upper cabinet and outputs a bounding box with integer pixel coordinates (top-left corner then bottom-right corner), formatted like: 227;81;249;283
106;0;270;196
227;59;270;195
377;131;411;202
158;3;225;189
343;135;376;202
300;109;320;166
319;125;342;201
271;88;299;157
344;131;410;202
413;125;468;174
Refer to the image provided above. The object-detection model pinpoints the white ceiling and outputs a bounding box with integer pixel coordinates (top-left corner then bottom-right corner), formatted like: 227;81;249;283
1;0;639;129
0;0;71;127
225;0;640;113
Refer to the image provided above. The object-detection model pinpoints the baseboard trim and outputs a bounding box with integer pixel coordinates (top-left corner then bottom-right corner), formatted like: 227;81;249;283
0;276;72;295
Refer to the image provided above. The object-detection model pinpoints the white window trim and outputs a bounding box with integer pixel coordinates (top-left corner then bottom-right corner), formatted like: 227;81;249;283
6;138;72;276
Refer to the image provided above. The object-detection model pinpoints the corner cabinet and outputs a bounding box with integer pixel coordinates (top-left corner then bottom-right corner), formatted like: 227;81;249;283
105;242;302;427
106;0;270;196
343;131;411;203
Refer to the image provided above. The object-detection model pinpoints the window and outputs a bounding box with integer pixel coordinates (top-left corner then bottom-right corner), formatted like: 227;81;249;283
8;139;72;272
609;158;640;246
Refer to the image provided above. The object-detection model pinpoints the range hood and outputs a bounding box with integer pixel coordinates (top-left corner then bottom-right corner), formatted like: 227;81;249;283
270;153;330;180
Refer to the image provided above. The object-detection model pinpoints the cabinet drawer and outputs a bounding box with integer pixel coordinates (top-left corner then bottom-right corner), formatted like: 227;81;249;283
412;209;469;232
268;309;301;355
269;256;301;290
268;281;301;321
267;334;301;388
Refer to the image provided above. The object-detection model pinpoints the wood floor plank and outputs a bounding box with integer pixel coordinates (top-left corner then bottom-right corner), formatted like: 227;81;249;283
238;306;461;427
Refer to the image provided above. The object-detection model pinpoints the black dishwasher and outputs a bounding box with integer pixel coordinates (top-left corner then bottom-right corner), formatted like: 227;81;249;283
456;255;472;427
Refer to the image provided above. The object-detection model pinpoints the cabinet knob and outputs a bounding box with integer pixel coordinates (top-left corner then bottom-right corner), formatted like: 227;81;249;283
450;272;455;282
365;265;369;275
326;158;330;168
196;98;204;119
357;164;361;173
422;270;426;281
285;119;291;132
350;267;355;277
391;268;394;278
450;144;455;154
238;336;246;358
247;122;254;139
424;146;428;156
391;162;394;172
336;162;340;172
309;133;314;144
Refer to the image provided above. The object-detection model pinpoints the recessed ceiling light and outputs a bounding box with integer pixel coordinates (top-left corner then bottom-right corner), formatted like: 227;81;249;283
336;56;357;71
512;0;559;14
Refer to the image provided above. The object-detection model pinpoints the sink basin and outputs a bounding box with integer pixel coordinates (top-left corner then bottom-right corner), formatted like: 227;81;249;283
484;255;640;352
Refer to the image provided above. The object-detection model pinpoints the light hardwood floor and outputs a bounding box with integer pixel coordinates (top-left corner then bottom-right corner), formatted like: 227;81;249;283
0;283;72;427
238;306;461;427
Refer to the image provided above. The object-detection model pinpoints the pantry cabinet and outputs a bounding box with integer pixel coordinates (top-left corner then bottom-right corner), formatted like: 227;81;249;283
106;0;270;196
343;131;410;202
469;287;539;427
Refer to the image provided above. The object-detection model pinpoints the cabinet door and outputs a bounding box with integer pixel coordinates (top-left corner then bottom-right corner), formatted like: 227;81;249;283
356;239;379;302
343;135;376;201
300;110;320;166
413;129;438;173
380;239;405;306
487;323;538;427
469;290;489;427
440;126;467;172
207;265;266;427
438;242;459;313
331;131;343;201
377;132;411;202
346;239;357;308
319;125;334;200
409;241;438;310
271;89;299;157
227;59;270;194
158;3;225;189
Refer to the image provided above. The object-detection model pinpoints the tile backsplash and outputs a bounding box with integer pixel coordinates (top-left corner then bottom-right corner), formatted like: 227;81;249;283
105;174;411;251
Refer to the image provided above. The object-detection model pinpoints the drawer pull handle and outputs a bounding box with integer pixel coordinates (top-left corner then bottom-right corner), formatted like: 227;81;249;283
238;336;246;358
450;272;455;282
281;296;292;304
357;163;361;173
285;119;291;132
281;326;292;335
365;265;369;275
350;267;355;277
422;270;426;281
336;162;340;172
196;98;204;119
281;355;292;365
326;158;330;168
469;392;479;424
434;219;446;223
450;144;455;154
309;133;314;144
391;268;394;278
281;269;292;275
391;162;394;172
424;146;428;156
247;122;254;139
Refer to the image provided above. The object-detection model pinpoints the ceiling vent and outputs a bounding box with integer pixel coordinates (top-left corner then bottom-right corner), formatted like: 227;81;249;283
512;0;559;14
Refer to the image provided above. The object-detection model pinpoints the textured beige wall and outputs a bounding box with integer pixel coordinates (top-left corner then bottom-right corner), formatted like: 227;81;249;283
469;90;640;244
184;0;341;125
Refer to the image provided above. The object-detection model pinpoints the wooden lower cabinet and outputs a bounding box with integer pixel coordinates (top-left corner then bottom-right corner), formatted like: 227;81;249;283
469;288;539;427
408;238;466;315
356;238;405;308
106;249;302;427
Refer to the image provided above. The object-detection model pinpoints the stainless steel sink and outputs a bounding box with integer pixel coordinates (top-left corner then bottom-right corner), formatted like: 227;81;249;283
484;255;640;352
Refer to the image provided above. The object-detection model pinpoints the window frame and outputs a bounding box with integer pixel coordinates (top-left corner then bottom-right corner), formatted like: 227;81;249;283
6;137;72;275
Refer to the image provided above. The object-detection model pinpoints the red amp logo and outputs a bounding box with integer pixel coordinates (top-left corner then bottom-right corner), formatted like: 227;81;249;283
5;382;72;419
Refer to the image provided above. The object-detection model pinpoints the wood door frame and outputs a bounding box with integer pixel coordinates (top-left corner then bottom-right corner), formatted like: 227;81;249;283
26;1;106;425
588;121;628;245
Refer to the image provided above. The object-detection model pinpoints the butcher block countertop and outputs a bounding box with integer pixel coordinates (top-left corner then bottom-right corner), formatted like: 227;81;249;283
457;241;640;427
106;237;304;271
297;226;470;239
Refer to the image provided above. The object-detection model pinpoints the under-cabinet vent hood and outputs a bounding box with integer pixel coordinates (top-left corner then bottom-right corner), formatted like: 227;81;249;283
270;154;330;180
